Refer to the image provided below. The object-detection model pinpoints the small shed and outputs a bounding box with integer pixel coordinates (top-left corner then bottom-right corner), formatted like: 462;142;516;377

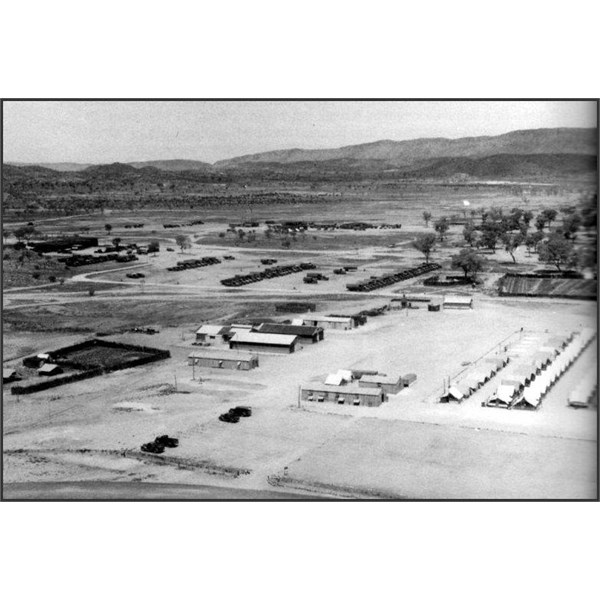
38;364;63;377
440;385;464;402
402;373;417;387
3;368;19;383
195;325;227;342
443;295;473;309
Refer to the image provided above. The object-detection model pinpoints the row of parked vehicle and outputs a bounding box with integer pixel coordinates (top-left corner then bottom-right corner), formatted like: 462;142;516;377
140;435;179;454
58;253;139;267
219;406;252;423
166;257;221;272
221;262;316;287
346;263;442;292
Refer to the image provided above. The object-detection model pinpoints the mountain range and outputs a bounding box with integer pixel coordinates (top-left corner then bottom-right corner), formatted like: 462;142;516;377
4;128;597;181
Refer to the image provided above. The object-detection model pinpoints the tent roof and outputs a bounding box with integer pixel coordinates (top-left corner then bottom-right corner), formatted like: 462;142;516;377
325;373;344;386
38;363;60;373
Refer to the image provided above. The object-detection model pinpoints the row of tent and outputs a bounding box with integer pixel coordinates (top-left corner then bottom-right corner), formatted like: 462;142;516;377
487;328;596;410
440;355;510;402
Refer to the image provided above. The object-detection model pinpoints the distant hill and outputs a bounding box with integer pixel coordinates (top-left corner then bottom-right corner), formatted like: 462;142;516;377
7;162;93;171
216;128;598;168
127;159;212;171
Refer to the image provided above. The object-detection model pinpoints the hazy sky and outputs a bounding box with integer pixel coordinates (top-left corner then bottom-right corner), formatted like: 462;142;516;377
3;100;597;164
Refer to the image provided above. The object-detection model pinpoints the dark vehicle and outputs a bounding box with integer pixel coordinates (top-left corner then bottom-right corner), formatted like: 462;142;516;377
141;442;165;454
155;435;179;448
219;412;240;423
230;406;252;418
167;247;174;252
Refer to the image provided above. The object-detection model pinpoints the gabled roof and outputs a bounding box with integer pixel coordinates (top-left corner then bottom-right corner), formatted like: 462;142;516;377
361;374;402;384
255;323;323;337
443;295;473;304
230;331;297;346
195;325;226;336
38;363;61;373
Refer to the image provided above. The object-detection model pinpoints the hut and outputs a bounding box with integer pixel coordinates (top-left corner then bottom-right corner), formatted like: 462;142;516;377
229;331;298;354
300;315;354;330
402;373;417;387
253;323;324;344
38;364;63;377
195;325;227;343
300;383;386;407
188;349;259;370
443;295;473;309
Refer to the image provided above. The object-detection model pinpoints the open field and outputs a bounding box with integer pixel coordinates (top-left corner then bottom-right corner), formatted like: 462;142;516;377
3;186;597;499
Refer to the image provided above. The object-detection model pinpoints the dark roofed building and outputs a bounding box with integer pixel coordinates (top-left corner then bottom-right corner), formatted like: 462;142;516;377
253;323;324;344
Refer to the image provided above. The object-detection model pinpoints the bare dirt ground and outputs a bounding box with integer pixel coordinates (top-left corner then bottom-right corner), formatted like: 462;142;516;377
3;188;597;499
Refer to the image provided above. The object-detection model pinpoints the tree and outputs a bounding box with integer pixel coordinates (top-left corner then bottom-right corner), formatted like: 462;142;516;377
525;231;544;255
412;233;437;264
522;210;534;227
501;231;525;263
462;222;477;246
112;237;121;247
559;213;581;240
451;248;485;280
433;217;450;242
14;224;36;242
480;221;503;252
104;224;112;234
175;234;191;253
422;211;432;228
541;208;558;225
538;233;577;272
535;214;547;231
148;240;160;254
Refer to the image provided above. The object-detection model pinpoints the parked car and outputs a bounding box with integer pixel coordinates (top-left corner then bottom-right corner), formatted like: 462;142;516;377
141;442;165;454
230;406;252;418
155;435;179;448
219;412;240;424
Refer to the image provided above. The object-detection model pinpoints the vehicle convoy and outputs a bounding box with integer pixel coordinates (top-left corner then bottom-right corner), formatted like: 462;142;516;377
141;442;165;454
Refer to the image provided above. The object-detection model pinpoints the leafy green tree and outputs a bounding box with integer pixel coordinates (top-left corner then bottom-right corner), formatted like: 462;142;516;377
422;211;432;228
559;214;581;240
104;224;112;234
412;233;437;264
541;208;558;225
148;240;160;254
535;214;547;231
451;248;485;280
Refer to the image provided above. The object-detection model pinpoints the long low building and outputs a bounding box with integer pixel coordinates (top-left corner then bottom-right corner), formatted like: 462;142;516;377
229;330;298;354
300;383;386;407
443;295;473;309
188;349;259;370
195;324;228;342
358;373;403;394
253;322;324;344
299;315;354;330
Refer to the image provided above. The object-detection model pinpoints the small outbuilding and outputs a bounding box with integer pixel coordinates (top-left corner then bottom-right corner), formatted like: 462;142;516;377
188;349;259;370
195;325;227;343
38;363;63;377
229;331;298;354
443;295;473;309
402;373;417;387
3;368;20;383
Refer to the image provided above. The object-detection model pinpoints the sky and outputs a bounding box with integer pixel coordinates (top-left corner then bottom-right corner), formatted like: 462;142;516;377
3;100;597;164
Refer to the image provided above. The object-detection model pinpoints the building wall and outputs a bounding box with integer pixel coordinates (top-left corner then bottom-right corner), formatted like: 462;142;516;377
359;380;402;394
229;341;295;354
188;357;257;370
304;319;352;331
301;388;384;407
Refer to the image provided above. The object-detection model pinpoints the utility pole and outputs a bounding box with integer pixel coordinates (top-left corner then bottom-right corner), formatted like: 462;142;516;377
173;371;178;392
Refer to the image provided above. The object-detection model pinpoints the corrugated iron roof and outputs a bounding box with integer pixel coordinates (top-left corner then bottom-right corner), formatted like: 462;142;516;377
195;325;226;335
230;331;297;346
189;349;257;361
255;323;322;337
